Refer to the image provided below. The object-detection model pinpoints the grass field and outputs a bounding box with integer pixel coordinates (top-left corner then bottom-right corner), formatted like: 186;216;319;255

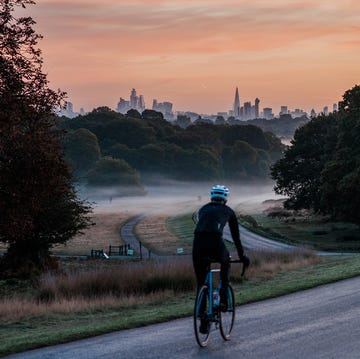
2;194;360;357
1;253;360;357
52;212;132;256
237;199;360;252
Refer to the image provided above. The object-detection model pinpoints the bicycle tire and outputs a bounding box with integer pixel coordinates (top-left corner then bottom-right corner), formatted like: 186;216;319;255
194;285;211;347
219;284;235;341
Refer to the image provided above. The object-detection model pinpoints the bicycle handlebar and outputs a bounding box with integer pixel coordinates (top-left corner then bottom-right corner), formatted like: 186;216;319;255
203;256;249;277
229;259;249;276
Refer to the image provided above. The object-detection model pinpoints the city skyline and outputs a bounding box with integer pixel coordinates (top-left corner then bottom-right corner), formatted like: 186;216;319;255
63;86;331;120
23;1;360;114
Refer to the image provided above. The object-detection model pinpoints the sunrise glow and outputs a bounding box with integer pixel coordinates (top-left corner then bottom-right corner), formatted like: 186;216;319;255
24;0;360;114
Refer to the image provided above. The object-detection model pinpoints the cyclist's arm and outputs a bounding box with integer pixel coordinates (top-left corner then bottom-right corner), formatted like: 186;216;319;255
228;211;244;258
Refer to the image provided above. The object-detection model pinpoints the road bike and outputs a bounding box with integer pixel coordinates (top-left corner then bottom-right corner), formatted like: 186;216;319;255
193;258;246;347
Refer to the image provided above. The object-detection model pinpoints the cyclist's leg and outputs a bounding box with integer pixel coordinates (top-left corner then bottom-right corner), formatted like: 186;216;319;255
192;233;209;287
219;246;231;310
192;253;209;314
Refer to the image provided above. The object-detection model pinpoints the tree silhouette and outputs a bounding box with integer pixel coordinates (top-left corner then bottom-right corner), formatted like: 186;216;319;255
0;0;92;278
271;85;360;223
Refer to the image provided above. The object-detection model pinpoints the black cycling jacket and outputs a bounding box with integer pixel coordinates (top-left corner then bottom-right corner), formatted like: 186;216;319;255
194;201;244;257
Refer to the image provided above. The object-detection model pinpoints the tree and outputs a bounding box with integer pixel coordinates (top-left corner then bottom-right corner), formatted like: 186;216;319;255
87;157;144;192
126;108;142;119
0;0;92;278
271;85;360;223
319;86;360;222
271;114;338;210
338;84;360;115
174;115;191;128
63;128;101;177
223;140;259;179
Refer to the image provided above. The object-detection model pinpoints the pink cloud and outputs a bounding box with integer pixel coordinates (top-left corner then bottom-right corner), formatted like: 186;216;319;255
22;0;360;113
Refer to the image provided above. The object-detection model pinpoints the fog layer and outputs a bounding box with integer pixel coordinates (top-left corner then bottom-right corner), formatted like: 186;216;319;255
82;180;282;216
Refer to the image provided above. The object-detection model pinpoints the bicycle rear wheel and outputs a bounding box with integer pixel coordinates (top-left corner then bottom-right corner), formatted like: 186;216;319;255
194;285;211;347
219;284;235;340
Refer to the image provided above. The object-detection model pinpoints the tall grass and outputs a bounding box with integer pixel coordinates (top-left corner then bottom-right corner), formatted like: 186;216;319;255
38;258;195;301
0;249;322;322
241;249;321;280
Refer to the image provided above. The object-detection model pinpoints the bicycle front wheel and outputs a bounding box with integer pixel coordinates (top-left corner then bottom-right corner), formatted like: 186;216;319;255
194;285;211;347
219;284;235;341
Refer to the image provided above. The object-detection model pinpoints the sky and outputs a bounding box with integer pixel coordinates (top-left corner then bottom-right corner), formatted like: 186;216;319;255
21;0;360;115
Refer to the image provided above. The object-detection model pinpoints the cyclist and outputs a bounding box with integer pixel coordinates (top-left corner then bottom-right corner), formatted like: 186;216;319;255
193;185;249;333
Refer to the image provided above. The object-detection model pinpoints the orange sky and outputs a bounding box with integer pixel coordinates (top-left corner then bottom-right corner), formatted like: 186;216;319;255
22;0;360;115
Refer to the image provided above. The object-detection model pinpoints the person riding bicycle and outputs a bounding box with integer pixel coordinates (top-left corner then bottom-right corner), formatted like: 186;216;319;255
193;185;249;332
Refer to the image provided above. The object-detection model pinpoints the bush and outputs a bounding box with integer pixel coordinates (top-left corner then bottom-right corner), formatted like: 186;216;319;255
239;214;258;228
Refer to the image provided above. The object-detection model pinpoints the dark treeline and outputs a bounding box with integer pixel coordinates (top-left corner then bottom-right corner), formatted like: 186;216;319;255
60;107;285;189
245;116;308;139
271;85;360;224
175;114;309;139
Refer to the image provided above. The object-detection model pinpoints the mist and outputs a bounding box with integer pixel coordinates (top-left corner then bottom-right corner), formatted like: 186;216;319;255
79;179;282;216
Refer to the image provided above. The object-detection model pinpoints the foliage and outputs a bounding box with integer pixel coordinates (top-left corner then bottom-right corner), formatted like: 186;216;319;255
0;0;92;278
87;156;144;190
61;110;285;183
246;116;309;138
271;85;360;224
63;128;101;177
271;114;338;210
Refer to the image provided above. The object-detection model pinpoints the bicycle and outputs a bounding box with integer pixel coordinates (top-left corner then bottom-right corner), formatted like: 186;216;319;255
193;258;247;347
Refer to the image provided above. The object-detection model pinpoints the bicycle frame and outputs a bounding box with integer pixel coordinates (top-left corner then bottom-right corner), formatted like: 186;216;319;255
194;259;244;347
204;268;221;321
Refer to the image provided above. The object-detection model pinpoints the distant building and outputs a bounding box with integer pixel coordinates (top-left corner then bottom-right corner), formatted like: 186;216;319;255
59;101;78;118
291;108;307;118
130;88;138;109
152;99;174;120
333;103;338;112
243;101;252;120
263;107;274;120
254;98;260;118
232;88;260;120
323;106;329;116
138;95;145;112
233;87;240;118
279;106;288;116
117;88;145;114
116;97;130;113
310;109;317;118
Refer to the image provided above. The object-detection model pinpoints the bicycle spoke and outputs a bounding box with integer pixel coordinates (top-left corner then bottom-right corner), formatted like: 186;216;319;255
194;285;211;347
219;285;235;341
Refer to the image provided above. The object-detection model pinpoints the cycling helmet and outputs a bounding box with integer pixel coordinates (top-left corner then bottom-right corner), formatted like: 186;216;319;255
210;185;229;201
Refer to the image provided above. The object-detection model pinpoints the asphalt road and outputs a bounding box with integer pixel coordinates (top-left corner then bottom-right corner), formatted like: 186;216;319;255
224;224;296;252
6;276;360;359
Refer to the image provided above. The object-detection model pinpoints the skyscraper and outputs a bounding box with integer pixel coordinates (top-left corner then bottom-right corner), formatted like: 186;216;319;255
138;95;145;112
243;101;251;120
130;88;138;109
254;98;260;118
233;87;240;118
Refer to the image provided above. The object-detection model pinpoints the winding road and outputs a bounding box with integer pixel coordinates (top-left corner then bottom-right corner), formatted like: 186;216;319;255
5;213;357;358
120;213;314;256
224;224;296;252
6;276;360;359
119;213;345;256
